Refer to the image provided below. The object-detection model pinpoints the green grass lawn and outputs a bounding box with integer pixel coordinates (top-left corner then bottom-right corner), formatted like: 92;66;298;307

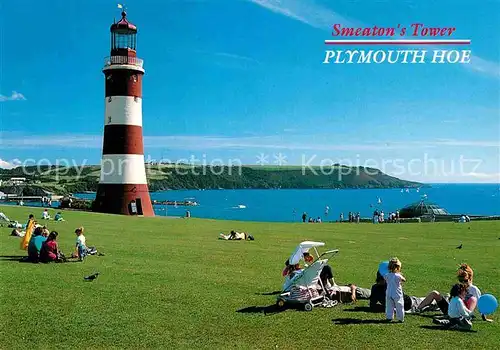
1;205;499;349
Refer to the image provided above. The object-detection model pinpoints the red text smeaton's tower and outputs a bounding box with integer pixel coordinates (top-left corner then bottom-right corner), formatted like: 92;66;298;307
93;10;154;216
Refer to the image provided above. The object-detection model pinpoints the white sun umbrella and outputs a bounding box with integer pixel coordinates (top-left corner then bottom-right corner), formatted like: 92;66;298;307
288;241;325;265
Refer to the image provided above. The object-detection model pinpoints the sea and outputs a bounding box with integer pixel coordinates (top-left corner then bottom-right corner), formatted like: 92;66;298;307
70;183;500;222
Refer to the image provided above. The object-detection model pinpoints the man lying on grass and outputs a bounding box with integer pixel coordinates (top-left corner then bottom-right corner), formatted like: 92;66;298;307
219;230;255;240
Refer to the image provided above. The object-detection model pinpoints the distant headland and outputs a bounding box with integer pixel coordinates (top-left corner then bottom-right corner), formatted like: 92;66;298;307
0;164;423;196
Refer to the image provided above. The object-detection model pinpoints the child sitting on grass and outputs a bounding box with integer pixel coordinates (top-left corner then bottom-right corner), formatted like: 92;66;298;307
447;283;474;330
434;283;474;330
41;209;51;220
54;212;64;221
384;257;406;322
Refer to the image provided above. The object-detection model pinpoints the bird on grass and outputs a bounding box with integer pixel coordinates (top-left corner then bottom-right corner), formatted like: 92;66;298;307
84;272;100;281
456;243;463;249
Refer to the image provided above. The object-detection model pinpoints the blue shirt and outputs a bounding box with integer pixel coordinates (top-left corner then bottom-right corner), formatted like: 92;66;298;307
28;235;47;256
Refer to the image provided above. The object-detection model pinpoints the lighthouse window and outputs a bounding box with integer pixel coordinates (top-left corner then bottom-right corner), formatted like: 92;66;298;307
132;74;138;82
108;97;112;102
113;33;136;50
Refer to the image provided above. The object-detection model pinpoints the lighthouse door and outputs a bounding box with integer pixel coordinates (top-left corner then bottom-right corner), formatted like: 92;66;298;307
136;198;144;215
129;200;138;215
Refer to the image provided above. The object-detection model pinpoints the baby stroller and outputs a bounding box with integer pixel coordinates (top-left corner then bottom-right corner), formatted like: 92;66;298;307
277;241;339;311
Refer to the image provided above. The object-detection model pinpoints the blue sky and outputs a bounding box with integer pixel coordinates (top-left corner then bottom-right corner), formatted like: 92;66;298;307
0;0;499;183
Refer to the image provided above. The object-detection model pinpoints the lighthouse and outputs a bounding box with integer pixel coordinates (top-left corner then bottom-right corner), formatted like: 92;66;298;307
93;10;154;217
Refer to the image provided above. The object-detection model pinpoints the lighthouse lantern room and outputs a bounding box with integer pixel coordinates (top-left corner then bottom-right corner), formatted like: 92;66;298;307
110;11;137;56
93;10;154;217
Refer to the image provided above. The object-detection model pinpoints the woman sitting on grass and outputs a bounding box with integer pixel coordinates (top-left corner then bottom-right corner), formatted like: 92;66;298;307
416;263;492;321
457;265;481;311
27;227;47;262
39;231;65;263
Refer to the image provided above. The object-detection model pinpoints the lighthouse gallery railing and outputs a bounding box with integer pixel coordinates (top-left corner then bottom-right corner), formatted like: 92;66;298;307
104;56;144;68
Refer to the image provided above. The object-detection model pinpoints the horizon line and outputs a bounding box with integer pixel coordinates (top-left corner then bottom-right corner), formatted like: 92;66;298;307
324;39;471;45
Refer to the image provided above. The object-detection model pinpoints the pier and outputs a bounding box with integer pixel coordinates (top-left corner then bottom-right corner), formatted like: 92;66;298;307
0;195;63;202
152;200;199;206
1;196;43;201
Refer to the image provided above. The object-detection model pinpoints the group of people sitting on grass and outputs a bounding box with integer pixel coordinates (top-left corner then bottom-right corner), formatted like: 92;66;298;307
416;263;491;329
28;226;64;263
3;210;65;238
41;209;65;221
370;259;492;329
281;253;491;330
16;214;97;263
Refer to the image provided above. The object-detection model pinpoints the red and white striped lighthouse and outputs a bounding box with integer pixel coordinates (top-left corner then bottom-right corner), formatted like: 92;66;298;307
93;10;154;217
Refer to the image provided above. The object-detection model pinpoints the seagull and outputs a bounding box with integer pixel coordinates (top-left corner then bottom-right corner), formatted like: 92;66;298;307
456;243;463;249
84;272;100;281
